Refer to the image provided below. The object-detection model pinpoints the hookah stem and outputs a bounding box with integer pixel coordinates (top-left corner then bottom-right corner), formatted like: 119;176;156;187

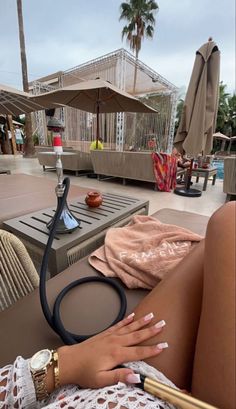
56;153;64;192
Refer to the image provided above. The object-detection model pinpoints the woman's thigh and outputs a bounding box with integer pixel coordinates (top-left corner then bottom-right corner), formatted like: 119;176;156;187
191;202;235;409
133;240;204;390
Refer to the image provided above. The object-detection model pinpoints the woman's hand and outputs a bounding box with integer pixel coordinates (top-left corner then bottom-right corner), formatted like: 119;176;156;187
57;312;167;389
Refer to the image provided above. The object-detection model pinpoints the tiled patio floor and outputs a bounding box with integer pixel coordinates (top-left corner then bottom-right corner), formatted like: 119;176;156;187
0;154;226;217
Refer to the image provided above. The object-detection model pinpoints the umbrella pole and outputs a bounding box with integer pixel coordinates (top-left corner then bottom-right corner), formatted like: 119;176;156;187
96;88;100;149
174;158;202;197
96;103;99;149
185;158;194;190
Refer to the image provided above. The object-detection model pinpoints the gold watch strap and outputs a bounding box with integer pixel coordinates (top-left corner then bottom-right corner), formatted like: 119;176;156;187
32;368;50;401
52;350;60;389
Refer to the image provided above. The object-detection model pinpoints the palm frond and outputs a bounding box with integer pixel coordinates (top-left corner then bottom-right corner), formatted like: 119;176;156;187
145;25;154;37
147;0;159;11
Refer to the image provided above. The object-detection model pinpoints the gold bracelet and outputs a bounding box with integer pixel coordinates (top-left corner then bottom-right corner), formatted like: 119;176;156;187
53;350;60;389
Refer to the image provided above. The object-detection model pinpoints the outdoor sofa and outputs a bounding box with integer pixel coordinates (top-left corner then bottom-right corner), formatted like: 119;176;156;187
37;147;93;175
0;208;209;365
91;150;185;189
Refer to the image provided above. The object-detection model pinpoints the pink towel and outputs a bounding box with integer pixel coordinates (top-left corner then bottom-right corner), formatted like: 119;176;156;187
89;215;203;289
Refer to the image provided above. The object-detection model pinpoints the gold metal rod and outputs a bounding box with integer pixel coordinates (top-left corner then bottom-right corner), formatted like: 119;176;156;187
143;377;218;409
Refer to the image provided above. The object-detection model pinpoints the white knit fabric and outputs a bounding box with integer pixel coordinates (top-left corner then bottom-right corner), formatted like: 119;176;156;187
0;357;177;408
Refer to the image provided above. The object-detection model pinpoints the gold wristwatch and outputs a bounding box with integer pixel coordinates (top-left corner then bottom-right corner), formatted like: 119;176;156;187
29;349;56;401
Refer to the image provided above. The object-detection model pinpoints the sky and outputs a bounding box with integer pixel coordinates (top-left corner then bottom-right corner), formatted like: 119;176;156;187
0;0;235;96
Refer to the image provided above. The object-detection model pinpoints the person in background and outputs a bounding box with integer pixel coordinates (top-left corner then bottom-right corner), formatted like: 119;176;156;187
90;137;104;150
14;125;24;152
172;147;191;184
172;147;191;169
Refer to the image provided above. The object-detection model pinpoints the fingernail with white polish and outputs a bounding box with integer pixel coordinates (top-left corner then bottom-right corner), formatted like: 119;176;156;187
127;312;135;319
155;320;166;329
144;312;154;321
157;342;169;350
126;373;141;384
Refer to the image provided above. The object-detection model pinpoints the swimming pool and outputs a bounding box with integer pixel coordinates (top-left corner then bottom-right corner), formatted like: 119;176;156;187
212;160;224;179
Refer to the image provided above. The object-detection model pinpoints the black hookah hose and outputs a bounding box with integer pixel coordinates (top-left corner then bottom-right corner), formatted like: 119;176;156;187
39;177;127;345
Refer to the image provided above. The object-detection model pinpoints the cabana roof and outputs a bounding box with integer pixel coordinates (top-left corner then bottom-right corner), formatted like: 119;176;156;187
30;48;178;152
61;48;177;96
30;48;177;96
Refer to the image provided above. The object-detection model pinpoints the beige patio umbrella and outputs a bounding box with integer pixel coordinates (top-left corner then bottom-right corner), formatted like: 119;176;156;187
227;135;236;153
33;78;156;147
0;83;52;115
174;38;220;196
213;131;230;151
213;132;230;140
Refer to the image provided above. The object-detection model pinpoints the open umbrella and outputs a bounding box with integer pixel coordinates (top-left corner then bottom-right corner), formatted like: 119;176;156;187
33;78;156;147
213;132;230;152
213;132;230;140
227;135;236;153
0;83;52;115
174;39;220;197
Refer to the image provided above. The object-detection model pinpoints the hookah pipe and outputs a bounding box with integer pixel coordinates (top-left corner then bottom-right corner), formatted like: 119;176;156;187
39;136;218;408
39;135;126;344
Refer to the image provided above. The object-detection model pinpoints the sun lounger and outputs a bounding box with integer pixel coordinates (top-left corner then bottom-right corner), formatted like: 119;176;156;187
0;208;209;366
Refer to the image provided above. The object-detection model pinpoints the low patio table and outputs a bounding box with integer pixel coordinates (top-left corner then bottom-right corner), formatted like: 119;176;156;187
191;167;217;191
3;193;149;276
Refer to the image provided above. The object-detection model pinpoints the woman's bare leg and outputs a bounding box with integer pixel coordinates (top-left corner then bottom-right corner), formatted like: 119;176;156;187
191;201;235;409
133;239;205;390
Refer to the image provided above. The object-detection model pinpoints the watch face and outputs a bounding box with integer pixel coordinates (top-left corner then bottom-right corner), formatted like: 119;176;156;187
30;349;52;371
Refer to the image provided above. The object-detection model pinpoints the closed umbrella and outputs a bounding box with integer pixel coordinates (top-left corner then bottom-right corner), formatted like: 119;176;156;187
0;83;52;115
33;78;156;148
174;39;220;197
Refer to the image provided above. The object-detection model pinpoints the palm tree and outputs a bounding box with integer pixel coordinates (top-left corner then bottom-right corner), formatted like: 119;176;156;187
119;0;158;94
16;0;35;157
216;82;230;133
174;98;184;135
227;94;236;136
